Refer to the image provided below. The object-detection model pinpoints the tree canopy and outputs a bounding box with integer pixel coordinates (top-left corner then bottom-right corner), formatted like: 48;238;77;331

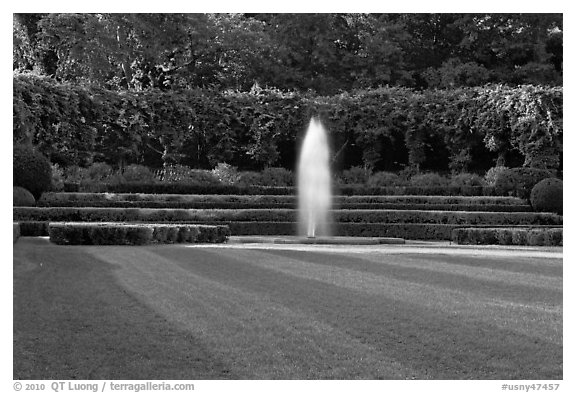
14;13;562;94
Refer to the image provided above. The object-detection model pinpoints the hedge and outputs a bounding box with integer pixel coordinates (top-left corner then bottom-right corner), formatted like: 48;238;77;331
214;222;562;240
48;222;230;245
14;74;562;174
14;207;562;226
452;227;563;246
13;223;20;243
222;222;458;239
68;182;503;197
18;221;50;236
17;219;562;241
40;192;526;206
37;200;532;212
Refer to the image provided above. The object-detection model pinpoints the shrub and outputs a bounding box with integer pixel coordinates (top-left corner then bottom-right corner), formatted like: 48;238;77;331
494;167;555;199
530;178;563;215
450;173;485;187
51;163;65;191
409;173;450;188
367;172;405;187
340;166;370;185
260;167;294;186
63;165;88;183
86;162;114;181
236;171;263;187
13;186;36;207
484;166;509;186
212;163;240;185
13;145;53;200
157;165;220;185
122;164;155;183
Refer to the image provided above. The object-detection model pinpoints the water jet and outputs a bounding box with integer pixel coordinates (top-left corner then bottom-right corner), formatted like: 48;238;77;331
297;118;332;238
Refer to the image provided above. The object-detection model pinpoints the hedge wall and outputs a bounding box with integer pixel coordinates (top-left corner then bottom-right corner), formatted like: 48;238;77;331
48;222;230;245
39;192;531;211
14;207;562;226
14;73;562;173
61;182;504;197
39;192;526;205
452;227;563;246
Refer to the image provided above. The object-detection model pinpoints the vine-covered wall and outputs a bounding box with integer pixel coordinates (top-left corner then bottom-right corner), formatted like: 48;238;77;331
13;72;562;173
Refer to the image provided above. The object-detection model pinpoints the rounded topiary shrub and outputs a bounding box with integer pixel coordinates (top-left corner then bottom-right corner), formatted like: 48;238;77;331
13;145;53;200
530;178;562;215
13;186;36;206
494;167;555;199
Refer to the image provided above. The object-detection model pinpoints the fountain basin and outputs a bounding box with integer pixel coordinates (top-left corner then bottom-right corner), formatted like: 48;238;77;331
230;236;405;245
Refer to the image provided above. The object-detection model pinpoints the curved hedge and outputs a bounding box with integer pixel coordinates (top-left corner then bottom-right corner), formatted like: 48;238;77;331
14;73;562;173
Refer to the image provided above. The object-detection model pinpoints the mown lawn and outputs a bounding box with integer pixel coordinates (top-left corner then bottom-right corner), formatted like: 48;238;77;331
13;238;562;379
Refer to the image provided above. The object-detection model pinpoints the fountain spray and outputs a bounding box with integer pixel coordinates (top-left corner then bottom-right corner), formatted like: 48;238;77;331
297;118;332;238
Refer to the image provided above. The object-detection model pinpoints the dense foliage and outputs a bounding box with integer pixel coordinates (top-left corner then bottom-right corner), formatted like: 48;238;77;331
14;14;562;93
13;74;563;174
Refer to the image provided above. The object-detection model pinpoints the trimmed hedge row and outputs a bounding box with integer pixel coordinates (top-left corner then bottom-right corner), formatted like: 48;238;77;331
18;221;49;236
200;222;562;240
452;227;563;246
17;220;563;241
36;199;532;212
14;207;562;226
40;192;527;205
220;222;458;239
70;182;501;197
48;222;230;245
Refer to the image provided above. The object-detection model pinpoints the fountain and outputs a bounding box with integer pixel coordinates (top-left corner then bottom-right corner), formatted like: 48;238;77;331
297;118;332;238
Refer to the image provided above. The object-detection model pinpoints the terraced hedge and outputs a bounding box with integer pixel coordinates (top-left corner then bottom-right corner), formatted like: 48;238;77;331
40;192;527;205
36;200;532;212
38;192;532;212
14;207;562;226
48;223;230;245
16;219;563;240
74;182;501;197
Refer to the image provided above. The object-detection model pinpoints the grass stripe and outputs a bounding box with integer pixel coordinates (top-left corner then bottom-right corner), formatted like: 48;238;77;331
153;247;561;379
400;253;562;277
172;248;562;346
85;246;424;379
13;239;235;380
261;249;561;298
